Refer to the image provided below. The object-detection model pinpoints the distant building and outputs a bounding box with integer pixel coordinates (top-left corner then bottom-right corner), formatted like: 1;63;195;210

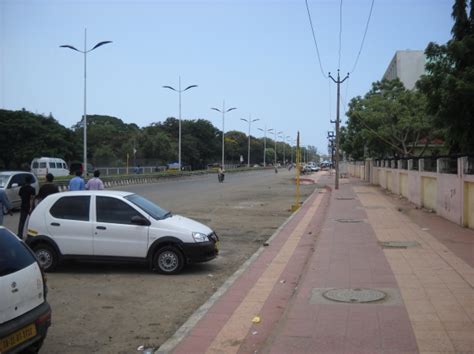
382;50;426;90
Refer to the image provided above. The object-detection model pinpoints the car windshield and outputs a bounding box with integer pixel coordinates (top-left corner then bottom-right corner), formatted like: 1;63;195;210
0;175;11;188
125;194;171;220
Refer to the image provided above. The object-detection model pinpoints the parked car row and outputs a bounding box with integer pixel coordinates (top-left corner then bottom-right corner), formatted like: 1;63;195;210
1;187;220;351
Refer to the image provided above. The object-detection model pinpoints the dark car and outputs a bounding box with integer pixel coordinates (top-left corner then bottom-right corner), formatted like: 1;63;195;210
0;227;51;353
69;162;94;176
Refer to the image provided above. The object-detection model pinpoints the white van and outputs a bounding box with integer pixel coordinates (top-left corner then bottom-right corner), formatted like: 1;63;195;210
31;157;69;177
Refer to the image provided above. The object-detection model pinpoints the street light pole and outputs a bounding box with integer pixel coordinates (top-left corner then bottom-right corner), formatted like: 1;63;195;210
240;115;260;168
211;101;237;168
163;77;198;170
60;29;112;176
258;125;272;167
272;130;283;166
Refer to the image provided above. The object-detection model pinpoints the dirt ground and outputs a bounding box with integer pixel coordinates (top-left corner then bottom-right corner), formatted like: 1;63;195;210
2;170;316;353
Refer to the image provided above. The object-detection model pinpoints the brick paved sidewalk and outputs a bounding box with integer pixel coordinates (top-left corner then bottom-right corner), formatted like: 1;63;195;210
158;174;474;354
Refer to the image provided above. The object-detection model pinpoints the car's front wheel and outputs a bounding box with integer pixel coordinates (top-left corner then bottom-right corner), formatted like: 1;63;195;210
153;246;184;275
33;243;58;272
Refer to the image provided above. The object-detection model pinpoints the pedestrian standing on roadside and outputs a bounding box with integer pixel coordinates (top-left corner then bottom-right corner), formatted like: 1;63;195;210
0;188;12;226
36;173;60;204
69;170;85;191
18;175;36;238
86;170;105;190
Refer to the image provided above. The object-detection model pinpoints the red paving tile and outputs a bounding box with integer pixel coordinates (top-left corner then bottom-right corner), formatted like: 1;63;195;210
168;177;426;354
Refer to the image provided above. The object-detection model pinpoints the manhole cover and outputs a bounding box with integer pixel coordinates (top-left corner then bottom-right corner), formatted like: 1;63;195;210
380;241;420;249
336;197;355;200
323;288;386;303
336;219;364;223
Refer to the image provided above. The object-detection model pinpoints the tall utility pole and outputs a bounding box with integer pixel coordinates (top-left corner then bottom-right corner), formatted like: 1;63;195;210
258;125;272;167
211;101;237;168
240;115;259;168
60;29;112;176
329;69;349;190
163;77;198;170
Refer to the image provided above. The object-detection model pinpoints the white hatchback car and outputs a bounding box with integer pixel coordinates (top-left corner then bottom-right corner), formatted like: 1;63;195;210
0;227;51;353
26;191;219;274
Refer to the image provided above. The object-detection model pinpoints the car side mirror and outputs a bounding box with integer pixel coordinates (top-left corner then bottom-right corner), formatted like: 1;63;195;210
10;183;19;188
131;215;150;226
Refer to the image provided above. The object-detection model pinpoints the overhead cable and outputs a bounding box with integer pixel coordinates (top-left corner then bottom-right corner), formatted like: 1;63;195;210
349;0;375;74
305;0;327;78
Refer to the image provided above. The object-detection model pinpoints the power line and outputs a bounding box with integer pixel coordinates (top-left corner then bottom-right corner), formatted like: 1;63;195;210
350;0;375;74
338;0;343;70
305;0;327;78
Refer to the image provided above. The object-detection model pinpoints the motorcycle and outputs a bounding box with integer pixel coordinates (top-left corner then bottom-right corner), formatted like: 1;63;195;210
218;172;225;183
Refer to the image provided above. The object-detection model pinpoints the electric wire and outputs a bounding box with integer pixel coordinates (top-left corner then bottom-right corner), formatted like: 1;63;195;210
350;0;375;74
305;0;327;78
338;0;343;70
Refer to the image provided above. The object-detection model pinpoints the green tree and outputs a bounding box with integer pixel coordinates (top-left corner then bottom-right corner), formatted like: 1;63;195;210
342;79;431;159
0;109;79;169
417;0;474;153
72;114;139;165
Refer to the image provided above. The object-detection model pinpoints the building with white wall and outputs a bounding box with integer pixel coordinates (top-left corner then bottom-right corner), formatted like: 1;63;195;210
383;50;426;90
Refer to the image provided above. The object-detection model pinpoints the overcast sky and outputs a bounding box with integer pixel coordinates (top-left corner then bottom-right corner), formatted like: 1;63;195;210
1;0;453;154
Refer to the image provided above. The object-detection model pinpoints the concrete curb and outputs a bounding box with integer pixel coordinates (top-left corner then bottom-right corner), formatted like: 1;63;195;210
155;185;321;354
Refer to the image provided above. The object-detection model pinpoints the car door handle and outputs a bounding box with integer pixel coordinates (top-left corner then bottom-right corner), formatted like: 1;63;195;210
96;226;106;230
51;222;60;227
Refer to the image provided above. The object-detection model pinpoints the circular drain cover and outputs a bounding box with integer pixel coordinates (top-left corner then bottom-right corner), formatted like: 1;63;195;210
323;288;386;303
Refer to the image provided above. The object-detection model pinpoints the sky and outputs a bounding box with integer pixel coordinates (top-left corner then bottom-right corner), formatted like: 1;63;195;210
0;0;454;155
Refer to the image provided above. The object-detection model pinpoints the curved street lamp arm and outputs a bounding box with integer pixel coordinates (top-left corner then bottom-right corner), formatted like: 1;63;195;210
59;45;81;52
240;118;248;123
90;41;113;51
163;85;177;91
252;118;260;123
211;107;221;112
184;84;198;91
226;107;237;112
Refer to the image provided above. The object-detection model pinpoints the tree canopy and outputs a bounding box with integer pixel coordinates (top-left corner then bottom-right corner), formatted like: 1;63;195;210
417;0;474;153
1;108;309;170
341;80;431;160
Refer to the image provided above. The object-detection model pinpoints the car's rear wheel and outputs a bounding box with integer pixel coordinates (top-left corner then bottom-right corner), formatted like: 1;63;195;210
153;246;184;275
33;244;58;272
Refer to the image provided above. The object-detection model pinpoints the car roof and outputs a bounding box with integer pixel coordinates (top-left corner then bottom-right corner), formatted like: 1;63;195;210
57;190;134;197
0;171;34;175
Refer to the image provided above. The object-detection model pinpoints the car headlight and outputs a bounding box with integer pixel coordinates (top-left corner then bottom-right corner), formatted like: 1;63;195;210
192;232;209;242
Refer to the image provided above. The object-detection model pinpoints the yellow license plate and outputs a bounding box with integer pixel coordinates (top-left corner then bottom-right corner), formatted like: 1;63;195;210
215;241;220;251
0;323;37;353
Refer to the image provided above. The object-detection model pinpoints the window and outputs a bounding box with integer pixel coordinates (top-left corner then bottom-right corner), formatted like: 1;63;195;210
32;162;38;168
96;197;142;224
0;229;35;276
49;162;56;168
39;162;47;168
9;174;24;187
50;196;90;221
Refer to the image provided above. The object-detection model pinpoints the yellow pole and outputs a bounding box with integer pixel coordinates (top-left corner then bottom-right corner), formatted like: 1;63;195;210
292;131;301;212
126;153;129;175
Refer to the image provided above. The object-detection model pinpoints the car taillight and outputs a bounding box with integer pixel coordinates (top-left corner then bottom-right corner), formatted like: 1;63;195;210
35;309;51;325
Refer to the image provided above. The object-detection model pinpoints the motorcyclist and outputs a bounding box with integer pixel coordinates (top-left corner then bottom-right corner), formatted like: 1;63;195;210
218;165;225;183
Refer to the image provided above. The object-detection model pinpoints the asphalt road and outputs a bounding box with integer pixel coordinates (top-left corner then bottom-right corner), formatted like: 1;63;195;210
2;168;317;353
